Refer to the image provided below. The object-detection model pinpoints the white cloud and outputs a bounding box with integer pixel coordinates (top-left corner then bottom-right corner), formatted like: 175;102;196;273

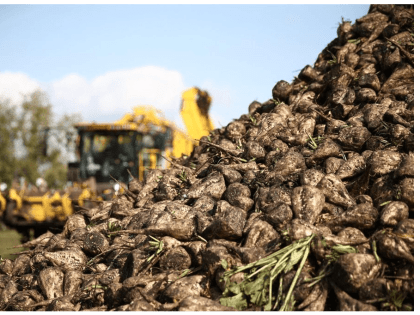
50;74;90;107
0;72;40;106
47;66;186;123
0;67;234;132
0;67;186;125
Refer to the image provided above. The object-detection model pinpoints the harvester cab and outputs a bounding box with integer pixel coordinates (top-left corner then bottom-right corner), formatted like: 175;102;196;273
72;106;175;187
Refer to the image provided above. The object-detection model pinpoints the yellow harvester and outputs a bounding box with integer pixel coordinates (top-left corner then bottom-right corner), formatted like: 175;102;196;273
1;87;214;239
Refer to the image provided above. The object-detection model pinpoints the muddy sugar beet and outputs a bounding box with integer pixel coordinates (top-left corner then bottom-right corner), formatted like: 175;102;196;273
0;4;413;311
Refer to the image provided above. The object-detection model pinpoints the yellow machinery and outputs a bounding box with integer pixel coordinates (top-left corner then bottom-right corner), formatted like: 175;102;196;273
180;88;215;142
0;192;6;215
2;87;214;237
4;189;72;224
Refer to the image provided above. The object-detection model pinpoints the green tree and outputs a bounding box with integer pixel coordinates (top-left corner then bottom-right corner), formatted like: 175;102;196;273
0;100;18;186
15;90;53;185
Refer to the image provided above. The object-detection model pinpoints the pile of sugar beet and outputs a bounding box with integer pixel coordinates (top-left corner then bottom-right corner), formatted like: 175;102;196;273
0;4;414;312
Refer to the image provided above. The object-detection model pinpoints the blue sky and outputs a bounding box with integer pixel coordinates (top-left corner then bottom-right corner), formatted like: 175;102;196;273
0;4;370;129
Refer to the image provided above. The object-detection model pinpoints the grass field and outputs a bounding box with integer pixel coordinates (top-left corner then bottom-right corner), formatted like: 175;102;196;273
0;226;27;260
